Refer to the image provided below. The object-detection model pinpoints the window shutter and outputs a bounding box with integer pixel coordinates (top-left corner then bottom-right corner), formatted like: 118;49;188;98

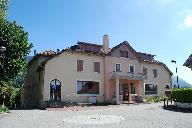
77;59;83;71
94;62;100;73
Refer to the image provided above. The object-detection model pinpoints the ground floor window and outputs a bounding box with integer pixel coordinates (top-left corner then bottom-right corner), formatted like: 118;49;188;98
50;79;61;100
77;81;99;94
145;84;157;95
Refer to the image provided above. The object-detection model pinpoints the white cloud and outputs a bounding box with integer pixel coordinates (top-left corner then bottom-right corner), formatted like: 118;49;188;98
177;14;192;30
184;15;192;28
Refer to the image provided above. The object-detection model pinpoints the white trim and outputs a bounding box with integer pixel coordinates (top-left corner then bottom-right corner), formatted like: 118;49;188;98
115;63;121;72
144;83;158;96
75;79;102;96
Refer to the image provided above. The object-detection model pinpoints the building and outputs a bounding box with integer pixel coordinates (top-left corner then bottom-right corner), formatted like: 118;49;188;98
21;35;172;108
184;54;192;70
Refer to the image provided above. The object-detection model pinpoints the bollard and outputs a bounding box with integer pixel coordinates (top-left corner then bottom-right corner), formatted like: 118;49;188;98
164;98;166;107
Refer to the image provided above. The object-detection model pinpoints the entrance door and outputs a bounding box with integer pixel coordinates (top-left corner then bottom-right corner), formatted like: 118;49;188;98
50;79;61;101
122;83;129;101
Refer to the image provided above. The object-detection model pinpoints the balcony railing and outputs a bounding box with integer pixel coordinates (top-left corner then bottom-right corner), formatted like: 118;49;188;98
110;72;147;80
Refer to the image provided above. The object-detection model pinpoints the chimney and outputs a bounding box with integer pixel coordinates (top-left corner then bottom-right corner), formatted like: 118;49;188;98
103;35;109;54
34;50;37;55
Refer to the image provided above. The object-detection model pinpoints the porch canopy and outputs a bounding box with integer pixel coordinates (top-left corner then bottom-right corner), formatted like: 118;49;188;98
110;72;146;104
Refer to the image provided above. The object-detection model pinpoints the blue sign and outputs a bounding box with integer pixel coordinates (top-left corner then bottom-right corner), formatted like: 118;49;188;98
51;84;57;91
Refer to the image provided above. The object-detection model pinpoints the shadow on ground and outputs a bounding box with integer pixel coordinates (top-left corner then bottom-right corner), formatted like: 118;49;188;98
163;105;192;113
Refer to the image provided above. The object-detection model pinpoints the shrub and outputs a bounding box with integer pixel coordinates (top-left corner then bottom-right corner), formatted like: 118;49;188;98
0;81;21;108
0;106;9;113
146;96;168;103
172;88;192;103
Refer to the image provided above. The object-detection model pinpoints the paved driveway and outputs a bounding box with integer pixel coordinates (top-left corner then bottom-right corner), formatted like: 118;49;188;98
0;103;192;128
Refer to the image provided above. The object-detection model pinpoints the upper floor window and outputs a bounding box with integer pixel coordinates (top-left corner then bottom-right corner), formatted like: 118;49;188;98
94;62;100;73
143;67;147;77
129;65;134;74
77;59;84;71
116;64;121;72
120;50;128;58
153;69;157;78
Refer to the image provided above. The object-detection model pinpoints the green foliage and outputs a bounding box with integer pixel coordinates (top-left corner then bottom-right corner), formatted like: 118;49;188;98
146;96;168;103
0;81;21;108
172;88;192;103
0;18;33;82
9;68;27;88
0;106;9;113
0;0;9;19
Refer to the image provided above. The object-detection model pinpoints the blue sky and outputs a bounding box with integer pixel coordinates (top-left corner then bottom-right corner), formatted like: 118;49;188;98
7;0;192;84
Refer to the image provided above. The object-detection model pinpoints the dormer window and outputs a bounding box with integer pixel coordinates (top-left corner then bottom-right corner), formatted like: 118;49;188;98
120;50;128;58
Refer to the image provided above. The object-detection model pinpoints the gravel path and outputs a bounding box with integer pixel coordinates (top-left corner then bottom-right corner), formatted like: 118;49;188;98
1;103;192;128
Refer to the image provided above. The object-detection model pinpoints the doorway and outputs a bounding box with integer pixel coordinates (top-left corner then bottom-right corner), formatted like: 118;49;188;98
50;79;61;101
122;83;129;101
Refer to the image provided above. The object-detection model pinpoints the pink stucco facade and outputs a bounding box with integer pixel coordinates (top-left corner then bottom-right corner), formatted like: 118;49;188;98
22;35;172;108
104;47;144;103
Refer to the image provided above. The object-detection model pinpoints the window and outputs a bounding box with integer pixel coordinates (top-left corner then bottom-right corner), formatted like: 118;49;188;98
125;51;128;58
120;50;128;58
120;51;124;57
77;81;99;94
116;64;121;72
145;84;157;95
129;65;134;74
130;83;136;94
153;69;157;78
77;59;84;71
94;62;100;73
143;67;147;77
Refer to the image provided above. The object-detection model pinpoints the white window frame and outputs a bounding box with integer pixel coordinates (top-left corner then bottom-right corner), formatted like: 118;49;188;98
115;63;121;72
144;83;158;96
129;64;135;74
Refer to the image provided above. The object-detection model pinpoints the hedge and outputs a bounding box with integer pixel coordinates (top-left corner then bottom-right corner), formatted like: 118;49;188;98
172;88;192;103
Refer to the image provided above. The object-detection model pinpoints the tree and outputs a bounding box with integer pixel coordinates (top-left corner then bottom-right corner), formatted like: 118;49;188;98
9;68;27;88
0;0;33;82
0;0;8;19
